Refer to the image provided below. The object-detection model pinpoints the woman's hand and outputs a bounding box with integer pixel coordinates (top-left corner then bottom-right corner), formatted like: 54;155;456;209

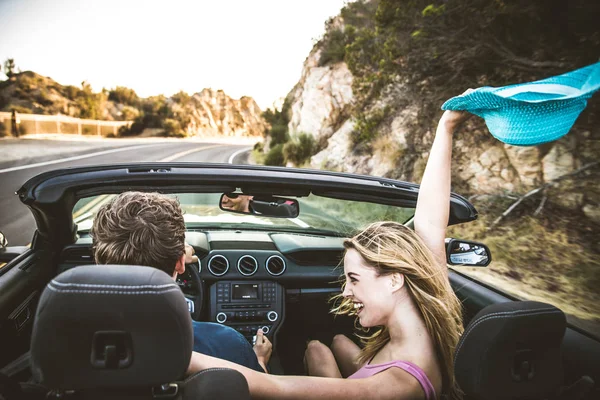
439;110;472;132
253;329;272;372
440;89;474;132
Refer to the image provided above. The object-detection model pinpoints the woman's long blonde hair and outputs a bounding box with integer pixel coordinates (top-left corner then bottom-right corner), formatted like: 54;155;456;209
331;221;464;400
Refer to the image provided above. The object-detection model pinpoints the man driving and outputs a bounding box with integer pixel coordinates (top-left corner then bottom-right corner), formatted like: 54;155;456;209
220;193;253;212
90;191;269;372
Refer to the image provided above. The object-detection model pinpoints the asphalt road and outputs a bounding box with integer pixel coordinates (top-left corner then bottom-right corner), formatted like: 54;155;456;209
0;140;252;246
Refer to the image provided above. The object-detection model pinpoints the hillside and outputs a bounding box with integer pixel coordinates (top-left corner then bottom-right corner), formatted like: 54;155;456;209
259;0;600;335
0;71;266;138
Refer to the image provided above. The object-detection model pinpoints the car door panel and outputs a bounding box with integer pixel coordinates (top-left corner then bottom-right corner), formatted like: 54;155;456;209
450;269;600;399
0;250;55;368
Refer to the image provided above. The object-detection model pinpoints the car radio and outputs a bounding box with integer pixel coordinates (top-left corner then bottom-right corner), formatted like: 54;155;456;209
209;280;283;343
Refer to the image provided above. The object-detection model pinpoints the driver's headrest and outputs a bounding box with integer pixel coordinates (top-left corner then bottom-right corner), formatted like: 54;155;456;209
454;300;566;400
31;264;193;390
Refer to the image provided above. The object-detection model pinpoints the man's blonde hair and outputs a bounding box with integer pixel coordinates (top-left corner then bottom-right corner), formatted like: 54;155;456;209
90;192;186;275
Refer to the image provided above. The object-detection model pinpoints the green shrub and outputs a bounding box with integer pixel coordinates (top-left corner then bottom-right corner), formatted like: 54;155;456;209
319;28;348;66
0;122;6;137
120;105;140;121
64;85;79;101
264;144;285;166
269;125;289;146
18;124;27;136
283;133;316;165
162;118;186;137
351;106;390;147
108;86;139;107
171;91;191;105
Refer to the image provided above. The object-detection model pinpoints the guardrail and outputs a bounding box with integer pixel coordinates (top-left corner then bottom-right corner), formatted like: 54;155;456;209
0;111;132;137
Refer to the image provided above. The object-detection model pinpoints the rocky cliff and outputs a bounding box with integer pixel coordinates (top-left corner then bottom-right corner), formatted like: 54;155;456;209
286;15;600;225
0;72;265;138
183;89;266;137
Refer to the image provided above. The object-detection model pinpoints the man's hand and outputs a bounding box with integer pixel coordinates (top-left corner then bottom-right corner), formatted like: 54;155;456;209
253;329;272;373
185;243;198;264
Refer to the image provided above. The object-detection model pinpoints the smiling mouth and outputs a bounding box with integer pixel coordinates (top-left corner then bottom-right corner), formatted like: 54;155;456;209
353;302;364;314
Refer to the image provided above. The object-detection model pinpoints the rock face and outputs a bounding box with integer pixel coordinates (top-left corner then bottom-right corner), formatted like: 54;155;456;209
284;23;600;221
186;89;266;137
288;48;353;140
0;71;266;138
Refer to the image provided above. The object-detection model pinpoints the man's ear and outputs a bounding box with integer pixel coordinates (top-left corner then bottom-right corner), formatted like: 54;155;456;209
173;254;186;278
390;273;405;293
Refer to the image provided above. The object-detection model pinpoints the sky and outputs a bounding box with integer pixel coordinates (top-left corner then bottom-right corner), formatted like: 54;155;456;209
0;0;348;109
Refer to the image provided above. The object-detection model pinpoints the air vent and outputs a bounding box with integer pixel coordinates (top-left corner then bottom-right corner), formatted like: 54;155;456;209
237;255;258;276
266;255;286;276
286;250;343;267
60;246;94;263
207;255;229;276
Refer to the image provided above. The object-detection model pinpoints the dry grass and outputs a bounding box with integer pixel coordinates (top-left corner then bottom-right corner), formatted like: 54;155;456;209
372;134;403;164
448;198;600;338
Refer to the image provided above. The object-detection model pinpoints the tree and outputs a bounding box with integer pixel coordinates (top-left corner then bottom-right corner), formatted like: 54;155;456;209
3;59;16;78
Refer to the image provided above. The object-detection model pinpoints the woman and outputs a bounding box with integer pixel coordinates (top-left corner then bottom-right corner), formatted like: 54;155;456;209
188;110;470;400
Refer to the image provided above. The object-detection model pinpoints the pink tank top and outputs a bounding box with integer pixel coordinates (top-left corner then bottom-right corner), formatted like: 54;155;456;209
347;360;437;400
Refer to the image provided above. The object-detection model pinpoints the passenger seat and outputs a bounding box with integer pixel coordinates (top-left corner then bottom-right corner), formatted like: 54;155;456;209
454;300;594;400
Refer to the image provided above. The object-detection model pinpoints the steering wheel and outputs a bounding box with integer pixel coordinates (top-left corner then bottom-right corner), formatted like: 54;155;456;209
177;261;204;321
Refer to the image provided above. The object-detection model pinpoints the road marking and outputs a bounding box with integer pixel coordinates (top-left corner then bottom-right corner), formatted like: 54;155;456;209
228;147;252;164
159;145;224;162
72;194;112;219
0;144;164;174
68;144;228;221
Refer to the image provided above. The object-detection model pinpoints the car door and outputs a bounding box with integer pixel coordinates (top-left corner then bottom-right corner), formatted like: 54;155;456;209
0;241;56;372
449;269;600;400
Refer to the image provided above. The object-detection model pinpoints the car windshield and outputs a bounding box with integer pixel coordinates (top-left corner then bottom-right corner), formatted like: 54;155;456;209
73;193;414;237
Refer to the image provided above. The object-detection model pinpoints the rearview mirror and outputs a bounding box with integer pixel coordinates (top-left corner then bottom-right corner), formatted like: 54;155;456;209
445;238;491;267
219;193;300;218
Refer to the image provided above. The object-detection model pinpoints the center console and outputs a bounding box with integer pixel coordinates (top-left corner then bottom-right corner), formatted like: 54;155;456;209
209;280;284;343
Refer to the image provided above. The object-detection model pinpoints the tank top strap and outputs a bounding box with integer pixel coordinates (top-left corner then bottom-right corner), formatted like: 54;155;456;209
349;360;437;400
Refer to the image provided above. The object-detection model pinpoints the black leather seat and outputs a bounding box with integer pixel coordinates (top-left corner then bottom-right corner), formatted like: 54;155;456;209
454;300;593;400
28;264;250;399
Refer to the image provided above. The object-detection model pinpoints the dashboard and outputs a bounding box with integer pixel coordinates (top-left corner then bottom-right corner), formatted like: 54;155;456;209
58;230;346;343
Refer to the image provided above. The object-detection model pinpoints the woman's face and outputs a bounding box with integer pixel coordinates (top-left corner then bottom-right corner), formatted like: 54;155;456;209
342;248;397;327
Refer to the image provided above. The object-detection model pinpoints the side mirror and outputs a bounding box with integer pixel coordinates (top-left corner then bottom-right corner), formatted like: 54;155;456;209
0;231;7;249
445;238;491;267
220;193;299;218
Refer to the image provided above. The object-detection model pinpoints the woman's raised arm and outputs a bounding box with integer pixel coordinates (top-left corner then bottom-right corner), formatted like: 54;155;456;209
414;110;471;273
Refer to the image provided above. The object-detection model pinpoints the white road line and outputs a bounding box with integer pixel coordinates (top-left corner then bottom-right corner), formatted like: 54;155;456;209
159;145;224;162
228;147;252;164
0;144;164;174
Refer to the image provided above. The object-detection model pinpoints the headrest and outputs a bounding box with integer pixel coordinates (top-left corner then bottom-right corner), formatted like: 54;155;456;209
454;301;566;400
31;264;193;390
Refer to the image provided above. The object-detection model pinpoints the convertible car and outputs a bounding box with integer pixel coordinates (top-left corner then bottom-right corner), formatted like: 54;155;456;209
0;163;598;399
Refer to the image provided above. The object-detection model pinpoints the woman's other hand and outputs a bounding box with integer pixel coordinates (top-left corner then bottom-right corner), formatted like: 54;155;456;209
253;329;272;372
